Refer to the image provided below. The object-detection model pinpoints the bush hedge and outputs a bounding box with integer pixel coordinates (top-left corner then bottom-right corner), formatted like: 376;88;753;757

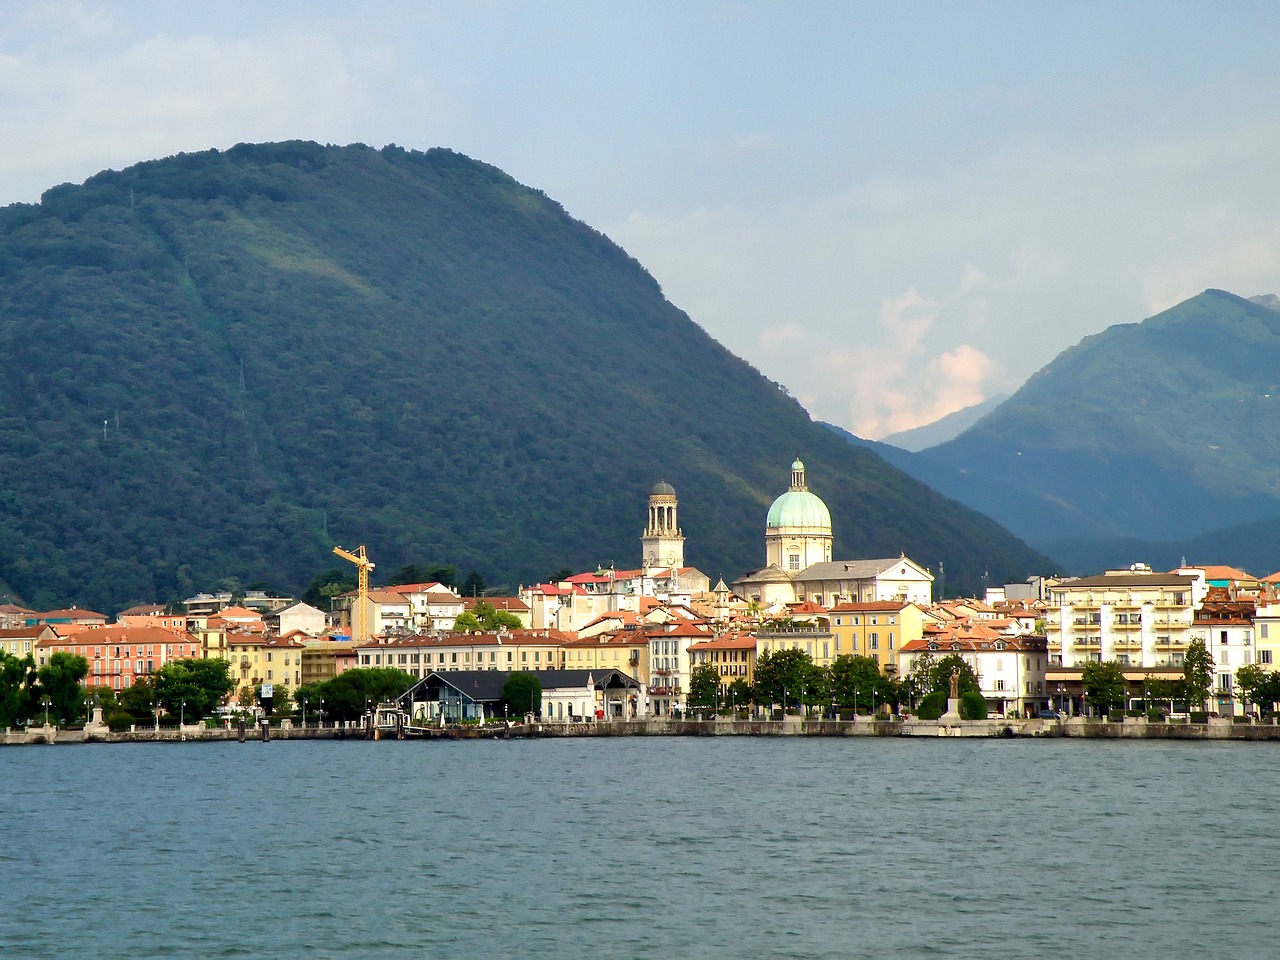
918;690;947;720
959;690;987;720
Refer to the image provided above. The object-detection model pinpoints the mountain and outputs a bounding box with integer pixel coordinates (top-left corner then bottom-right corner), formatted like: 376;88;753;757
0;141;1051;611
879;394;1008;452
913;290;1280;547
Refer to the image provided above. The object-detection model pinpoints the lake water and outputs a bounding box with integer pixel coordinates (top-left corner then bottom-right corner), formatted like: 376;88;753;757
2;736;1276;958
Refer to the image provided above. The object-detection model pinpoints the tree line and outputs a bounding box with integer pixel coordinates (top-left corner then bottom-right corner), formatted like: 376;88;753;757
688;649;989;720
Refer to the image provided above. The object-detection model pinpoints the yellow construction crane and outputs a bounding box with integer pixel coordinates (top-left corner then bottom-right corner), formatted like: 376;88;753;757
332;544;376;642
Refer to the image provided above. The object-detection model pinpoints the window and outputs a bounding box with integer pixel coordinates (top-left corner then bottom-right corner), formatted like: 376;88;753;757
1218;673;1233;693
788;554;801;571
869;633;878;650
1263;624;1271;639
1262;650;1274;665
996;679;1005;691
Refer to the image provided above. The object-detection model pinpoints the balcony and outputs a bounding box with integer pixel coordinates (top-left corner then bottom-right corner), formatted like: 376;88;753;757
1113;620;1143;630
1073;637;1101;648
1112;638;1143;650
1072;617;1101;627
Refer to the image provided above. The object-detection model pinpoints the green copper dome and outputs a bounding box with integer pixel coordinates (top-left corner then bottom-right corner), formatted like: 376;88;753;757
766;458;831;530
766;489;832;529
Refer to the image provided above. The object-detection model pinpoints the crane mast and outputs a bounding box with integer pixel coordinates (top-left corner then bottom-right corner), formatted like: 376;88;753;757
332;544;376;642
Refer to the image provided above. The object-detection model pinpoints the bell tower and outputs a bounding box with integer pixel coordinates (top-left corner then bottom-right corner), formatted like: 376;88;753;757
641;480;685;573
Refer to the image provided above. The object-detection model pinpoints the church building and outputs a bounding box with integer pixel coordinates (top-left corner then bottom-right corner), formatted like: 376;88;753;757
733;459;933;610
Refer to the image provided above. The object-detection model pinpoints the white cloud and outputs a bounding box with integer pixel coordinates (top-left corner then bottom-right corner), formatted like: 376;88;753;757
0;15;372;202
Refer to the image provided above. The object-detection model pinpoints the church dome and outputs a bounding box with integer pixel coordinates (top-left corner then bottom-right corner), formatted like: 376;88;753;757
766;457;831;530
767;490;832;529
650;480;676;497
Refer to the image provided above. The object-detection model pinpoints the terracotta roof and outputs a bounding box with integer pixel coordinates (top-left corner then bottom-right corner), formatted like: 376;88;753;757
688;636;757;651
1197;565;1255;581
828;600;911;613
33;608;108;621
45;625;199;646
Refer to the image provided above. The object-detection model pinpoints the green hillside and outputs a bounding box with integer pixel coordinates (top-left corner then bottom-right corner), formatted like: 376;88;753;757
919;290;1280;544
0;141;1050;611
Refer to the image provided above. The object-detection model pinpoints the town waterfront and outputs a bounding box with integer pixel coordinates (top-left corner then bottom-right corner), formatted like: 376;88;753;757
4;737;1277;959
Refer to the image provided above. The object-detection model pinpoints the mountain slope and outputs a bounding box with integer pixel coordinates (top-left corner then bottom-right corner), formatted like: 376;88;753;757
0;141;1051;610
918;290;1280;543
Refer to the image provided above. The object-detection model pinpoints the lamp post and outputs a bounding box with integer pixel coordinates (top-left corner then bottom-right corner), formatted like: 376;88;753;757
301;697;307;728
319;698;325;728
41;696;50;727
153;699;159;732
853;684;859;720
180;699;185;728
1057;683;1065;717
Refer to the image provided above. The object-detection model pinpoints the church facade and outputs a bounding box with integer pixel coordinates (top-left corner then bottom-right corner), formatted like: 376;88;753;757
733;459;933;609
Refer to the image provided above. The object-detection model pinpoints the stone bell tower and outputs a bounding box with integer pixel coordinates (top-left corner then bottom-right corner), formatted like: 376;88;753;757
641;480;685;573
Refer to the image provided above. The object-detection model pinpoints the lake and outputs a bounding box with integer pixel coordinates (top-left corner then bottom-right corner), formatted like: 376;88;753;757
2;737;1275;958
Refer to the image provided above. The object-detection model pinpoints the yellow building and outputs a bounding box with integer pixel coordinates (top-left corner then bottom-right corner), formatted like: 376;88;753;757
560;632;648;684
828;601;925;673
688;635;756;699
224;634;306;699
356;630;571;678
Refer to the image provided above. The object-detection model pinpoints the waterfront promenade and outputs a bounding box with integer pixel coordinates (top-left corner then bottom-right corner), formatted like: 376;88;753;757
9;714;1280;744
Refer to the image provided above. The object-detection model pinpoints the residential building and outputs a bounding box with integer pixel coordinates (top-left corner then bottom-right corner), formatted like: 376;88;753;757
687;634;756;701
356;630;571;678
266;600;327;637
900;625;1050;717
829;601;926;672
37;626;203;692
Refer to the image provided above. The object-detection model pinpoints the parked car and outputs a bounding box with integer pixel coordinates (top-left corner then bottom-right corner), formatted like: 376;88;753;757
1037;709;1061;720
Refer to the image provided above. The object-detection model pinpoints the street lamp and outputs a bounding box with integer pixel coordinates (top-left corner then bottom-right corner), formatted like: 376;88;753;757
319;698;325;728
301;697;307;728
153;699;159;732
1057;683;1065;717
41;696;50;727
180;699;186;728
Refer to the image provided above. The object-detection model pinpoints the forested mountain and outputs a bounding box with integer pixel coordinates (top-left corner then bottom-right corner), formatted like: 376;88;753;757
879;394;1008;452
0;141;1050;611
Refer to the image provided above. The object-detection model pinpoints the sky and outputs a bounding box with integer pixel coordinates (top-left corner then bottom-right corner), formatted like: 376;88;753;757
4;1;1280;439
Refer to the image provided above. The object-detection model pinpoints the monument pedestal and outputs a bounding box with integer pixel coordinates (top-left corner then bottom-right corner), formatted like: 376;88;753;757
85;705;108;734
940;698;962;722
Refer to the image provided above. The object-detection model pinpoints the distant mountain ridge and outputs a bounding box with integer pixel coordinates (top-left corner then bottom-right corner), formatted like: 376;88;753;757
828;288;1280;575
0;141;1051;610
880;394;1009;451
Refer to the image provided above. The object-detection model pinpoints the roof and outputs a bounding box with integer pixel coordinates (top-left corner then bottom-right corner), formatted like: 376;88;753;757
44;625;198;646
1197;565;1254;582
31;608;108;621
464;596;530;613
399;668;642;704
650;480;676;497
117;604;166;617
828;600;912;613
688;636;757;651
793;558;931;582
1055;573;1199;589
216;605;263;620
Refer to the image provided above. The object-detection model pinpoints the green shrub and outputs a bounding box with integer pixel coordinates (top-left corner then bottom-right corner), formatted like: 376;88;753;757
1108;710;1124;722
959;690;988;720
837;709;855;721
1189;711;1210;723
874;710;892;722
1125;709;1142;718
918;690;947;720
1146;709;1165;722
106;712;134;732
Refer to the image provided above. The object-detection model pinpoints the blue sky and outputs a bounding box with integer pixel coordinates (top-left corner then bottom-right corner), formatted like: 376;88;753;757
5;1;1280;437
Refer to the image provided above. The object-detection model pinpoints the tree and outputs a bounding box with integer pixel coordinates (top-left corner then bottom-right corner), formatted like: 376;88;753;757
926;654;980;697
298;668;416;722
1182;638;1215;713
689;663;720;711
303;567;356;607
830;655;889;712
1234;663;1268;717
725;677;752;711
456;601;522;633
753;648;814;709
1081;660;1127;715
0;652;36;727
36;652;88;723
461;570;486;597
502;672;541;716
119;677;157;721
152;657;233;720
